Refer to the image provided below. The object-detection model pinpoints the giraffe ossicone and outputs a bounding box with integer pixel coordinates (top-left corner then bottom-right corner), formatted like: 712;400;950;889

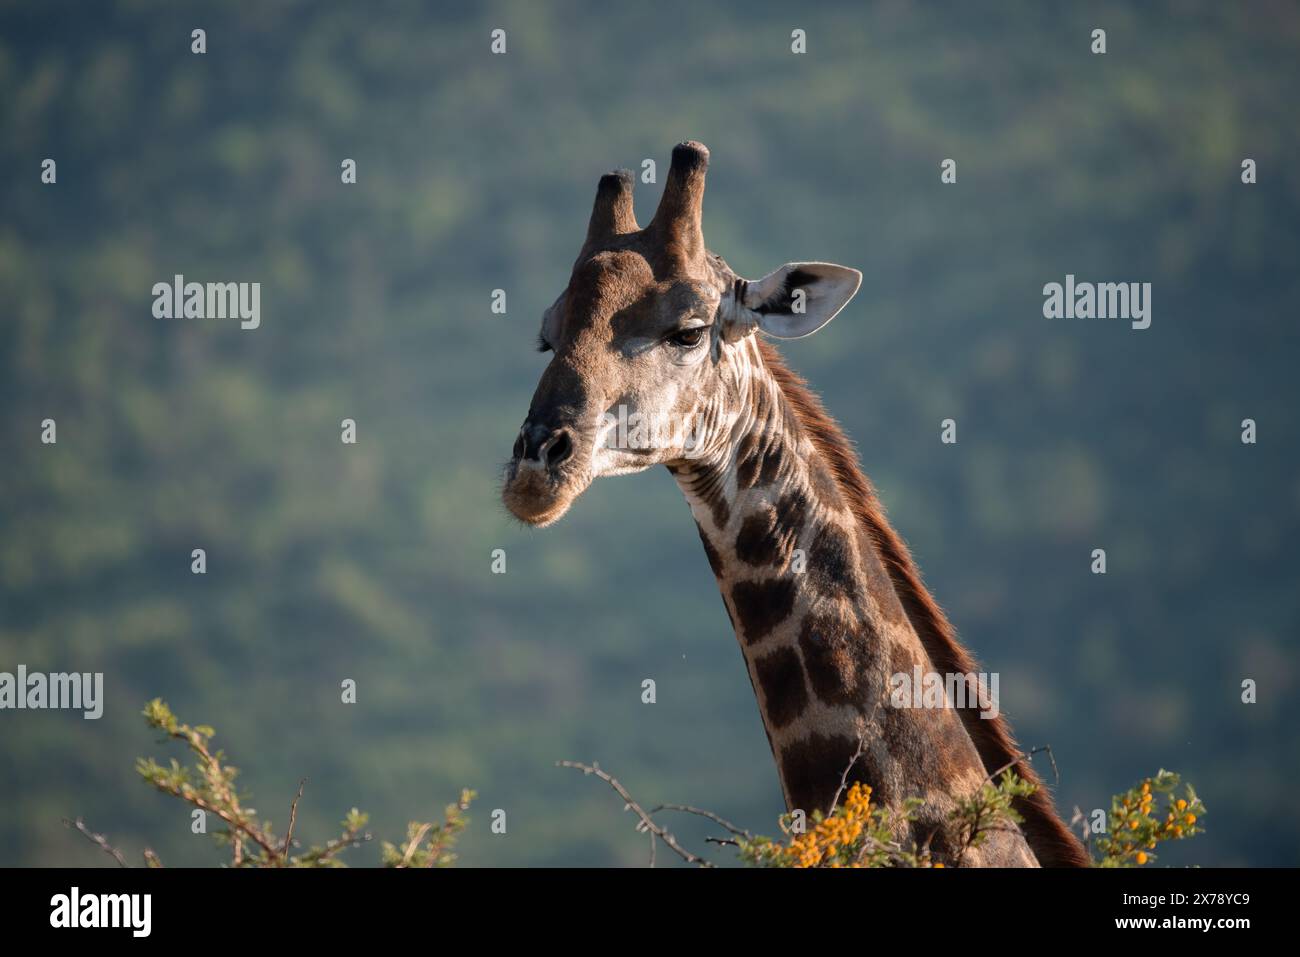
502;141;1089;867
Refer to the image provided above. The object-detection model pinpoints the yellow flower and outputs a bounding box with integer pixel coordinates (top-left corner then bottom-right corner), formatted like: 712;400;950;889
1136;851;1148;864
769;781;883;867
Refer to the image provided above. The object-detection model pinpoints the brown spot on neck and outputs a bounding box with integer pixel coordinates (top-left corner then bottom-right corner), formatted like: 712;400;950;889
806;522;860;603
729;578;796;645
734;490;806;568
796;613;880;710
752;647;809;730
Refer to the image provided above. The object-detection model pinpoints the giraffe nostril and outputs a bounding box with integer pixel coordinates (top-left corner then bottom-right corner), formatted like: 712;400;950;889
518;420;552;461
516;420;573;470
543;429;573;470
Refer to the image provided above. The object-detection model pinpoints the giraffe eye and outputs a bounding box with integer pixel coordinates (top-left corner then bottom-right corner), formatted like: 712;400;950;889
668;327;707;348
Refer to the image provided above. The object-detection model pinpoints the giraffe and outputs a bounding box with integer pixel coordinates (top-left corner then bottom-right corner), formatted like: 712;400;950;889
502;141;1089;867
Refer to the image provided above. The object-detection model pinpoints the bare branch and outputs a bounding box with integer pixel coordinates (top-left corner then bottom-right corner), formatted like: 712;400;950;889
645;803;752;839
305;828;371;867
282;777;307;864
148;782;280;859
983;744;1061;788
63;817;129;868
829;729;870;815
557;761;713;868
1028;745;1061;786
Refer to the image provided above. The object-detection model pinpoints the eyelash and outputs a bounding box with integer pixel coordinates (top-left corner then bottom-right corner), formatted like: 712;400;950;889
537;328;707;351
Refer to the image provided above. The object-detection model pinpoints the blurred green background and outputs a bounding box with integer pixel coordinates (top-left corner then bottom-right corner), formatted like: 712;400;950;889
2;0;1297;867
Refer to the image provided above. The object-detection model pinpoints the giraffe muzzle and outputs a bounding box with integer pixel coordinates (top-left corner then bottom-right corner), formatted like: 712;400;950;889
502;417;591;526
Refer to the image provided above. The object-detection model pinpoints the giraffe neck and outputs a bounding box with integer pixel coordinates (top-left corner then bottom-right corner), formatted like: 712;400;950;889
669;339;1037;866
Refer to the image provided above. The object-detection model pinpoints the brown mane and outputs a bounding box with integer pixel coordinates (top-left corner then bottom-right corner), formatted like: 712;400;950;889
758;339;1090;867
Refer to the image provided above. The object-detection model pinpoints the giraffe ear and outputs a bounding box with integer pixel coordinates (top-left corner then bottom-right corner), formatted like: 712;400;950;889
539;291;566;345
731;262;862;340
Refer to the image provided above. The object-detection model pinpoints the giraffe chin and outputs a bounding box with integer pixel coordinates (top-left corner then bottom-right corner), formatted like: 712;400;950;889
501;465;587;527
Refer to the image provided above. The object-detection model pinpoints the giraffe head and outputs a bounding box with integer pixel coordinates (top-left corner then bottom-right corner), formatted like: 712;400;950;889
502;141;861;526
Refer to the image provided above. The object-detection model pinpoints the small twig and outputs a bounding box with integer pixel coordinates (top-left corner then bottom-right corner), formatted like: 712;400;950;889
1028;745;1061;787
282;778;307;864
149;783;281;859
63;817;129;868
399;822;434;868
304;828;371;866
142;847;164;868
646;803;752;839
828;728;871;815
983;745;1060;789
982;757;1020;787
558;761;713;868
705;836;740;847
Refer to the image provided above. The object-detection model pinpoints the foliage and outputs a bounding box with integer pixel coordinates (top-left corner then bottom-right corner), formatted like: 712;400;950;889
123;700;472;868
81;707;1205;869
1090;770;1207;868
731;770;1204;868
378;794;474;869
738;783;932;868
949;771;1037;862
